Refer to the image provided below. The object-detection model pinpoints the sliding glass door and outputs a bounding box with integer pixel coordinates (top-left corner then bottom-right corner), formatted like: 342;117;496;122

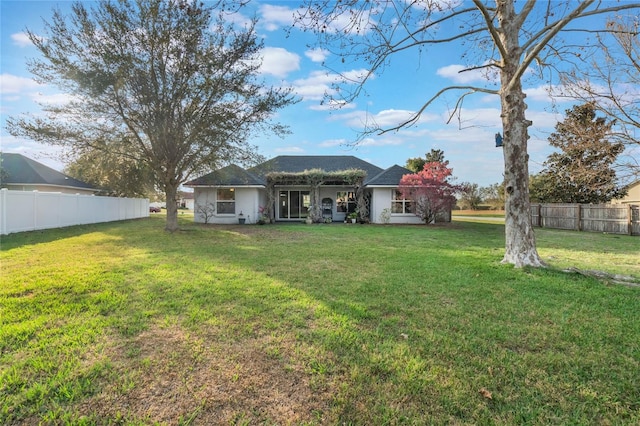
279;190;310;219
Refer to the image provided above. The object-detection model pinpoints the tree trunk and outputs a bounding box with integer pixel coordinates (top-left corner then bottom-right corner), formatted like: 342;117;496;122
498;1;545;268
164;183;179;232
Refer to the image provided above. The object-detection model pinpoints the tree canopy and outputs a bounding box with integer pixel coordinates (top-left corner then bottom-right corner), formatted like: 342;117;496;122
406;149;448;173
399;161;458;224
530;103;626;204
63;140;157;198
8;0;296;231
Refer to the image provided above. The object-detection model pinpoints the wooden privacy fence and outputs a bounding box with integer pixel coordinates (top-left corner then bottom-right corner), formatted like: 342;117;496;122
530;203;639;236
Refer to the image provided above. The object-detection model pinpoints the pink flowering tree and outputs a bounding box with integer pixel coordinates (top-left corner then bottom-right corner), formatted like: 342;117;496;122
399;162;459;224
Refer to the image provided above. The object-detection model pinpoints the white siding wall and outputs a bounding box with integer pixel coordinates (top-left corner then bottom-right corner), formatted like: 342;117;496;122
0;189;149;235
370;187;422;224
318;186;351;222
193;187;262;224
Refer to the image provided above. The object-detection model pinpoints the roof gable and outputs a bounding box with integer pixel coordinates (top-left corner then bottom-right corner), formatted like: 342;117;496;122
365;164;412;186
0;153;97;190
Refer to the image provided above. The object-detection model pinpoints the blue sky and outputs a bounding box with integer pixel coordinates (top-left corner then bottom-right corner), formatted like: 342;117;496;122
0;1;621;187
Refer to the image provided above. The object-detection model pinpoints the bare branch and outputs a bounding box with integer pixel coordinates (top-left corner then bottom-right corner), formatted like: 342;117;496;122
376;85;499;135
509;1;595;94
472;0;507;59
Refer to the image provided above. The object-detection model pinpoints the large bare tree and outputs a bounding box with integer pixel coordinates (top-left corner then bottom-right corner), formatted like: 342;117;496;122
297;0;640;267
8;0;296;232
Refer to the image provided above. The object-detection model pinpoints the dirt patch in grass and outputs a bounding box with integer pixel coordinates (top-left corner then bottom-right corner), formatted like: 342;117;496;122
75;324;337;424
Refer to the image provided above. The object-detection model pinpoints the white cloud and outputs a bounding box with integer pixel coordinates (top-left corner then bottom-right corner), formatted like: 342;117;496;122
11;32;32;47
360;135;405;147
0;73;42;94
436;64;497;84
259;47;300;77
292;69;371;101
260;4;296;31
309;99;356;111
305;48;330;63
333;108;439;129
374;109;423;127
450;107;502;128
223;11;253;29
30;92;76;105
318;138;347;148
527;110;562;129
274;146;305;153
292;71;336;100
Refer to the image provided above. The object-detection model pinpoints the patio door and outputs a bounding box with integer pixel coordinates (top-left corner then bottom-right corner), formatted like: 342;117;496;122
279;190;310;219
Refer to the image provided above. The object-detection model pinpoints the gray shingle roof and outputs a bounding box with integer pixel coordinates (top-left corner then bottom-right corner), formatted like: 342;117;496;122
186;164;265;186
365;164;412;186
185;156;401;187
0;153;97;190
249;155;384;178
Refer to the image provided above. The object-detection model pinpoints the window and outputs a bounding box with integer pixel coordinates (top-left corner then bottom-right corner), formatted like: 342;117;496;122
391;190;413;214
336;191;357;214
216;188;235;214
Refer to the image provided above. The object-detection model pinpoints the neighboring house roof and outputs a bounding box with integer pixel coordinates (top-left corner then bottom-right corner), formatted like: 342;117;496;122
366;165;413;186
185;156;393;187
0;153;98;191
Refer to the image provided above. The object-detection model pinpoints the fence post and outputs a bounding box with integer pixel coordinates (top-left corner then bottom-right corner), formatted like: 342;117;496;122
33;191;39;231
628;204;633;236
576;204;581;231
0;188;6;235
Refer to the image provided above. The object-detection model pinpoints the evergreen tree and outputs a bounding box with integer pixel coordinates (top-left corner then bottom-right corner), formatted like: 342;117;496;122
406;149;447;173
536;103;626;203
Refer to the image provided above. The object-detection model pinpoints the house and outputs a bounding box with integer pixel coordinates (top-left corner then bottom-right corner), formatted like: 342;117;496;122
178;191;195;210
0;153;98;195
611;180;640;205
185;155;443;224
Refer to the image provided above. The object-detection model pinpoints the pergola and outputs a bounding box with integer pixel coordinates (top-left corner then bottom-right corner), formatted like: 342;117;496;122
264;168;369;222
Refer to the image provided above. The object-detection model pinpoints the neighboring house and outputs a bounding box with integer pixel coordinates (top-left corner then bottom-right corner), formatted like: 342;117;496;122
178;191;195;210
0;153;98;195
611;180;640;205
185;155;441;224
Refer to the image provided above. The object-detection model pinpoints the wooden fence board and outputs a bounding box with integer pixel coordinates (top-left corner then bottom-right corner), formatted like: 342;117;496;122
531;203;639;236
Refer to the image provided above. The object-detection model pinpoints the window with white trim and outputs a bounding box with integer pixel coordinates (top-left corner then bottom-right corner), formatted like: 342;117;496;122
391;190;413;214
216;188;235;214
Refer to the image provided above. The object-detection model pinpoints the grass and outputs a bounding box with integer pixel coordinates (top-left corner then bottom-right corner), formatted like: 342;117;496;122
452;209;505;218
1;216;639;424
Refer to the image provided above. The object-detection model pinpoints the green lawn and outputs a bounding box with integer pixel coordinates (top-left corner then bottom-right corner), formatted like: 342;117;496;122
1;216;639;424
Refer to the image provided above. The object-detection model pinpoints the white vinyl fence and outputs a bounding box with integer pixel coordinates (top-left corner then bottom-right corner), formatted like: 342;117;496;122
0;189;149;235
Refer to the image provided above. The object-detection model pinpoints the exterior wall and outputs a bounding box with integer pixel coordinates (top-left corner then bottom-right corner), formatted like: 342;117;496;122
612;182;640;205
370;187;423;224
5;184;96;195
0;189;148;235
193;187;262;224
318;186;356;222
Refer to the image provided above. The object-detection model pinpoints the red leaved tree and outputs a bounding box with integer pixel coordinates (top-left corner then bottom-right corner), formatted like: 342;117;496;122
399;162;459;225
